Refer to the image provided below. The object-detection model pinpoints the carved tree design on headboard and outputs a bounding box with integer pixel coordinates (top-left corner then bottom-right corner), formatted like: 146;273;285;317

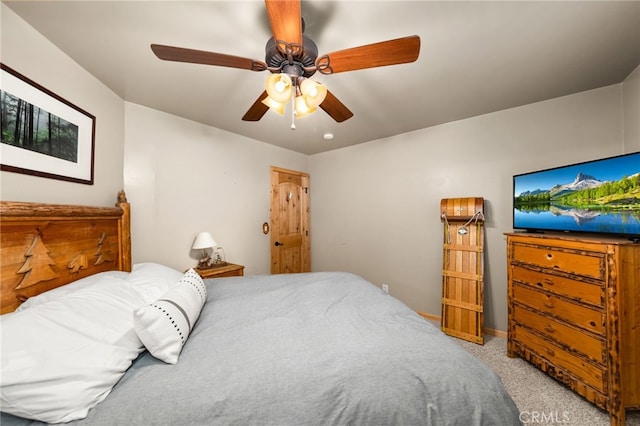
16;233;58;289
94;232;114;265
67;254;88;274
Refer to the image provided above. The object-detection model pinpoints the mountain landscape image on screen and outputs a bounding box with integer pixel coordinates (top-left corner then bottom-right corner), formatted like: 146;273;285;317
514;162;640;236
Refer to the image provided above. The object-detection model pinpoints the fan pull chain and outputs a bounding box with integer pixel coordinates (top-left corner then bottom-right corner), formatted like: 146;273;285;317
290;83;296;130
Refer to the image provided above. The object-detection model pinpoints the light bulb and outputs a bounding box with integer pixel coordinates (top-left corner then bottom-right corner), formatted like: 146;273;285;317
265;74;292;103
299;79;327;109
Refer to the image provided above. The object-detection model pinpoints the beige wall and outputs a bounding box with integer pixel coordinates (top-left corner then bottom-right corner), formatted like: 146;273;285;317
0;5;124;206
623;65;640;152
123;103;308;274
309;85;625;331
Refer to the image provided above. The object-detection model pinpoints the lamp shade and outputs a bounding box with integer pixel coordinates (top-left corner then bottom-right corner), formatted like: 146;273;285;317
265;73;292;103
192;232;217;250
299;79;327;109
261;96;286;115
295;95;316;117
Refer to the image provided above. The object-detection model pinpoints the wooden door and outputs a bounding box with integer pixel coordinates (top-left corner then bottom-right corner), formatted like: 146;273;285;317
270;167;310;274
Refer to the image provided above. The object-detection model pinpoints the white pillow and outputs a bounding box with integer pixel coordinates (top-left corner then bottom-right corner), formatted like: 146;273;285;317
126;263;184;301
16;270;129;311
133;269;207;364
15;263;183;312
0;277;147;423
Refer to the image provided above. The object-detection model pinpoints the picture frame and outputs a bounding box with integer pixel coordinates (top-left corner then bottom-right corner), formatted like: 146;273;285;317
0;63;95;185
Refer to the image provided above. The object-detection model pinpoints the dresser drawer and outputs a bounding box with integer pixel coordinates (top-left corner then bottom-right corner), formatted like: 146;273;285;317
511;266;603;307
511;243;604;280
512;305;605;363
506;233;640;423
512;284;604;335
514;324;606;393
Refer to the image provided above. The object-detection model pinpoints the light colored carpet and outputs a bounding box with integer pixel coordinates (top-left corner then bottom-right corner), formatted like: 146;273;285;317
454;332;640;426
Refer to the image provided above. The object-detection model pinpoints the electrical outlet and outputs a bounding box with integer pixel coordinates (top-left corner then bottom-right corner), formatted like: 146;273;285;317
382;284;389;294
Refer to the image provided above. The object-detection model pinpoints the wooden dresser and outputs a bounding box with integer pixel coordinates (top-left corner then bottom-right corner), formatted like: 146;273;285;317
506;233;639;426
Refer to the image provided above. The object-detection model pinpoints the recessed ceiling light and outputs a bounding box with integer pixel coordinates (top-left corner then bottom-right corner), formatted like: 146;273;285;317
323;132;334;141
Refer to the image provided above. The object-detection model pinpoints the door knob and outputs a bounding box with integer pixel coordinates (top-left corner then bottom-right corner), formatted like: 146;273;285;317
274;241;284;246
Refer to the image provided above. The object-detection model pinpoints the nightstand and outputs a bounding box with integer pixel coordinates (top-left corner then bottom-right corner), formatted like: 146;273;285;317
195;263;244;279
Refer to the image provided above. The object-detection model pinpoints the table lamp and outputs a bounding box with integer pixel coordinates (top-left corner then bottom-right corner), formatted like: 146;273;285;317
192;232;217;269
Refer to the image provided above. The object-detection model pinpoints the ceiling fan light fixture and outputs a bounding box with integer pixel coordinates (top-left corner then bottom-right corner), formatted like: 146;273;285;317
299;79;327;109
152;0;420;126
261;96;286;115
294;95;316;117
265;73;292;103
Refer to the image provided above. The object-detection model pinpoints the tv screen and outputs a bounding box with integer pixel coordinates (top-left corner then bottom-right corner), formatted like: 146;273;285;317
513;152;640;238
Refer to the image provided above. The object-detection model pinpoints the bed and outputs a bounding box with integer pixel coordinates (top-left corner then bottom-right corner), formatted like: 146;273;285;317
0;192;521;425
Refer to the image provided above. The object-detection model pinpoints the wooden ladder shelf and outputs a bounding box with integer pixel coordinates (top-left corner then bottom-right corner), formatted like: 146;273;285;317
440;197;485;345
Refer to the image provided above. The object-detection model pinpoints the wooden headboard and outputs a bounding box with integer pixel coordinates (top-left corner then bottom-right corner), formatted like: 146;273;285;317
0;191;131;314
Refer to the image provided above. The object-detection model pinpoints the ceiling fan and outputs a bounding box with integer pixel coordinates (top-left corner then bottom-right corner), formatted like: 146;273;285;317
151;0;420;125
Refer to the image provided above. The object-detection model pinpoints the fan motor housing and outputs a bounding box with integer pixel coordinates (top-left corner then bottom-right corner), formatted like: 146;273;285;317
265;35;318;78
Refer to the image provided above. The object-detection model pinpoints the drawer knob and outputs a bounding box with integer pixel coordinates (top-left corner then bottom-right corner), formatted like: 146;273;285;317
536;278;555;287
546;348;555;357
544;324;556;333
543;299;554;309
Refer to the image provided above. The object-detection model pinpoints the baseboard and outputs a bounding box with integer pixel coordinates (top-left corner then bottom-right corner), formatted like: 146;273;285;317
417;311;441;322
417;311;507;339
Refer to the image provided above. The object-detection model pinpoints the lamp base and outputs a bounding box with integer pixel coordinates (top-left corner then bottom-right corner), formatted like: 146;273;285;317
197;255;212;270
211;260;228;268
196;262;228;271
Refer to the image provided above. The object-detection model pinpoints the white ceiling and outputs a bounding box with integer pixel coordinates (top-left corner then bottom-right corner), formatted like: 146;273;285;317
4;1;640;155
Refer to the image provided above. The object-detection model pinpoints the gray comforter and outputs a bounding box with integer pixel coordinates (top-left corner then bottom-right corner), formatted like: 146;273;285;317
3;272;520;425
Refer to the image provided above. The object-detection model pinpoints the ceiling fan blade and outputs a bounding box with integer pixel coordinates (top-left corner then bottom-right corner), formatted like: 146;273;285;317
151;44;267;71
265;0;303;54
316;35;420;75
242;91;270;121
320;91;353;123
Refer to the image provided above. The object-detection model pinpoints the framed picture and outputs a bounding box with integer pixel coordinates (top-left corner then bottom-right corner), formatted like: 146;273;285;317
0;63;95;185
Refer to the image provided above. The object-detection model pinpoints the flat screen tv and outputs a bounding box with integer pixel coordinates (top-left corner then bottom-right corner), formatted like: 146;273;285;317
513;152;640;239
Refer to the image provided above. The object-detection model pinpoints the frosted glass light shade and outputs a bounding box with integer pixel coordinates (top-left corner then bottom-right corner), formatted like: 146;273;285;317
192;232;217;250
261;96;286;115
265;73;292;103
295;95;316;117
299;79;327;108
